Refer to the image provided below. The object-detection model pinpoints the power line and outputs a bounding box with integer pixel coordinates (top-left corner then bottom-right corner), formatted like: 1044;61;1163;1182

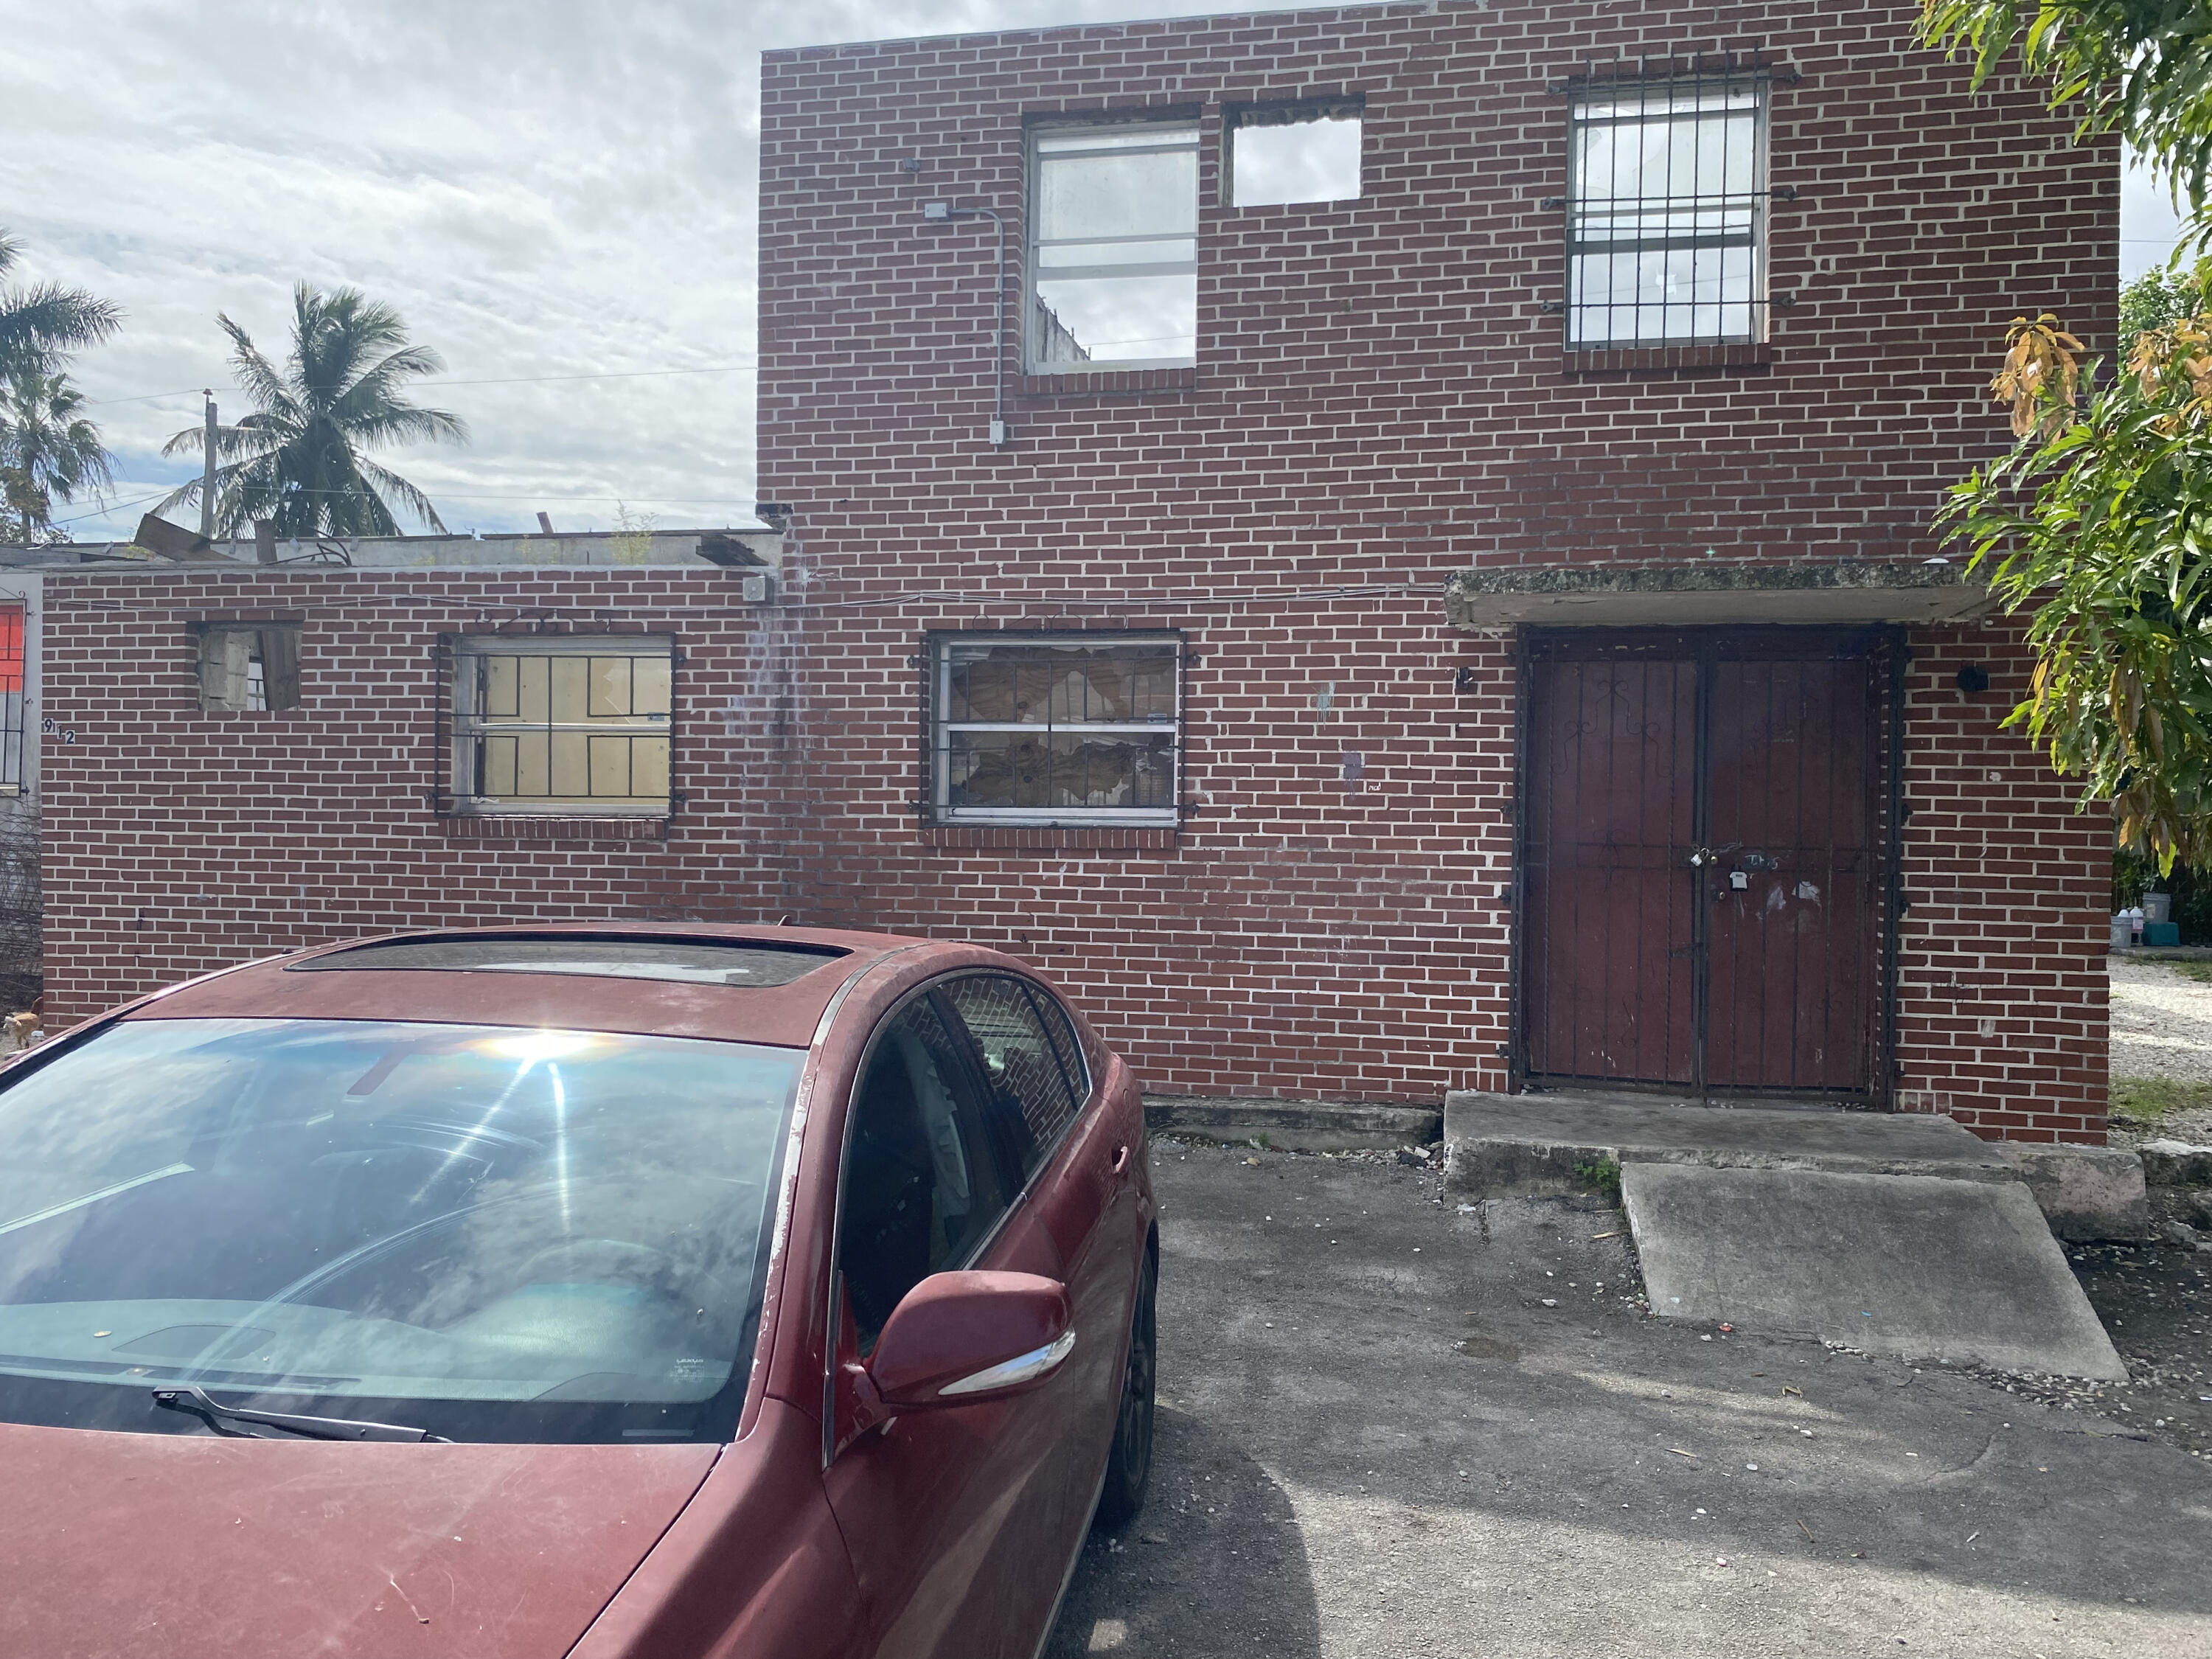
86;361;761;408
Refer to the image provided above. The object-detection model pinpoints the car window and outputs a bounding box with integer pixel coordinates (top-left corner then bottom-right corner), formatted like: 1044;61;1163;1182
939;975;1080;1178
0;1017;800;1444
1027;984;1091;1105
838;994;1016;1349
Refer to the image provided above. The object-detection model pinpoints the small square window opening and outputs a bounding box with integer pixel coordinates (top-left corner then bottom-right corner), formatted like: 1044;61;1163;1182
451;635;673;816
931;634;1180;827
1565;76;1768;347
1228;104;1363;207
197;623;301;712
1027;124;1199;373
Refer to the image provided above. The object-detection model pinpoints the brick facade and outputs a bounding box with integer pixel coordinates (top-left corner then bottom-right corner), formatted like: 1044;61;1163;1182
36;0;2117;1141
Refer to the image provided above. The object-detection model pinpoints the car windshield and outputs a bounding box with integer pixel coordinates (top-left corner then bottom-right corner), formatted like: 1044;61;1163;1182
0;1017;803;1444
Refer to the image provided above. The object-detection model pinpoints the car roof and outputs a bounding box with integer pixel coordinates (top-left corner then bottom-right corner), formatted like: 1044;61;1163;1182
119;923;968;1048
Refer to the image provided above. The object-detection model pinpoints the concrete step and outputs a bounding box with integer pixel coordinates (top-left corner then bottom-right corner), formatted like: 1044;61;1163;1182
1623;1163;2127;1380
1444;1089;2015;1195
1145;1094;1443;1153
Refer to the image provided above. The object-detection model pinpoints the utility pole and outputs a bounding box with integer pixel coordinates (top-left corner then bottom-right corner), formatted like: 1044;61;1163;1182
199;392;218;542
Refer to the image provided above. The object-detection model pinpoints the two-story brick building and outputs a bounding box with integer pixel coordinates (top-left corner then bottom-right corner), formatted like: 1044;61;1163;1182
37;0;2117;1142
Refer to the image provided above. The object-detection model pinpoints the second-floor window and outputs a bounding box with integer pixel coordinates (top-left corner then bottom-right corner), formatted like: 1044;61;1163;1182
1565;76;1767;347
1028;123;1198;373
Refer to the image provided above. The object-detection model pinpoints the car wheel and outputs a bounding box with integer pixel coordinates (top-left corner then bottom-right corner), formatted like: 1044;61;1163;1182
1093;1244;1155;1530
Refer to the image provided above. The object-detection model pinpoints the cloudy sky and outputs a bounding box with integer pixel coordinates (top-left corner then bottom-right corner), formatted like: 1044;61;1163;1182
0;1;2184;543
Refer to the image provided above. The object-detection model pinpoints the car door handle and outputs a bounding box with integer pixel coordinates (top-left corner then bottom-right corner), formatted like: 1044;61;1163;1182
1109;1144;1131;1175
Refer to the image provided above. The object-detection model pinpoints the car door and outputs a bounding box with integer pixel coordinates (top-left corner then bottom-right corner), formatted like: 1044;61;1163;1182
937;974;1138;1557
818;985;1073;1659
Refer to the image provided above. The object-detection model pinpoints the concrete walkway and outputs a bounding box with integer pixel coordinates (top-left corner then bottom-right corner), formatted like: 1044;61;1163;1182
1444;1091;2125;1380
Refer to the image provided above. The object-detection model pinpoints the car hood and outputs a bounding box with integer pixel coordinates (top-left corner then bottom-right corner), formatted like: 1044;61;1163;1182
0;1422;721;1659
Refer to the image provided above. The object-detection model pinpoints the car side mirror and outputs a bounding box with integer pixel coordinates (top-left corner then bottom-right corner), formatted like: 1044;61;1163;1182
865;1270;1073;1411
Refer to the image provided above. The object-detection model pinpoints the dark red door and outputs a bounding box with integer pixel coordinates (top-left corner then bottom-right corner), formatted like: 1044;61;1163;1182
1520;631;1891;1100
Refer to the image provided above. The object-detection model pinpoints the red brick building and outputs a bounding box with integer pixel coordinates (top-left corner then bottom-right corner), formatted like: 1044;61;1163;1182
37;1;2117;1141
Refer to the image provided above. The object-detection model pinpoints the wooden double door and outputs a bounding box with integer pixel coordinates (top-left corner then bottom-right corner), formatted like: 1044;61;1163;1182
1517;629;1900;1102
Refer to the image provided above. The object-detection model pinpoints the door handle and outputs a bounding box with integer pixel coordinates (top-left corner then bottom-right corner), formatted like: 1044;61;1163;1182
1109;1144;1131;1175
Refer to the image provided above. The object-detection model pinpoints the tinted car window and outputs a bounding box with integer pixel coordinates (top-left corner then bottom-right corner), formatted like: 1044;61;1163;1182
0;1018;801;1444
1027;984;1091;1105
940;975;1079;1176
838;995;1015;1348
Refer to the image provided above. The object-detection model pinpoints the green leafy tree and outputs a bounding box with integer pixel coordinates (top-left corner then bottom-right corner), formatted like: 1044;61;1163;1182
1918;2;2212;210
1918;6;2212;869
161;284;466;537
0;372;112;543
0;229;119;381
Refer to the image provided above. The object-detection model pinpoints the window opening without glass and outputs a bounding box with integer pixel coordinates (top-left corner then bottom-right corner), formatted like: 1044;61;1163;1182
1563;72;1770;347
451;635;672;815
931;634;1180;827
196;622;301;712
1228;102;1363;207
1028;123;1199;372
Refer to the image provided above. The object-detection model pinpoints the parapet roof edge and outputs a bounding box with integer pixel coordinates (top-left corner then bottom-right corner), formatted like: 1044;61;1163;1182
761;0;1446;63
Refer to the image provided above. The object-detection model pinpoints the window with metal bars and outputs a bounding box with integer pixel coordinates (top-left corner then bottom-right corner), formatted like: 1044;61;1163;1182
1563;72;1771;348
929;633;1180;827
0;608;22;791
449;634;672;815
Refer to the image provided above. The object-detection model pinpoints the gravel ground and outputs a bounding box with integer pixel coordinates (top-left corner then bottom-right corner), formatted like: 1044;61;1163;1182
1046;1142;2212;1659
2107;959;2212;1145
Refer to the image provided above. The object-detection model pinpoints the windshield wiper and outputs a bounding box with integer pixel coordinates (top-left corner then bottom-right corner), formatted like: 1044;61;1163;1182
151;1385;450;1443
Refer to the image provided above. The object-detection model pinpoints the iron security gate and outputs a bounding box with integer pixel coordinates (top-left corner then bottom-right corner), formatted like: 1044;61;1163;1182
1514;627;1903;1104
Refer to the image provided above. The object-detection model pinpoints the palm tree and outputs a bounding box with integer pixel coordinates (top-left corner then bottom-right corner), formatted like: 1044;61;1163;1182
0;229;119;382
0;372;112;543
161;284;467;537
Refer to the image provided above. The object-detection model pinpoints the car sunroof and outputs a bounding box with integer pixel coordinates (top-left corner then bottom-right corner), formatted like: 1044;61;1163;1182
288;935;847;987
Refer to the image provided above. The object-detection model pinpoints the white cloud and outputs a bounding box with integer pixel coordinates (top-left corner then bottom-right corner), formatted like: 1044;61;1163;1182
1;2;2157;540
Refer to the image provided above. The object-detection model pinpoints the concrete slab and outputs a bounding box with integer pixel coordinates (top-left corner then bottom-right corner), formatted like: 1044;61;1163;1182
1444;1090;2012;1196
2138;1138;2212;1186
1621;1164;2127;1380
1997;1144;2152;1240
1144;1094;1442;1152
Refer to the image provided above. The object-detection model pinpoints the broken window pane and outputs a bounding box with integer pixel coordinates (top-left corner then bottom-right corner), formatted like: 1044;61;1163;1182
1229;105;1362;206
935;635;1180;824
1029;125;1199;371
1566;80;1764;346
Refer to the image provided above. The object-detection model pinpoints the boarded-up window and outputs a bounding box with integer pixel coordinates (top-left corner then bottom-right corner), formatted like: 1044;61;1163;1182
197;624;302;712
931;633;1179;827
451;635;673;815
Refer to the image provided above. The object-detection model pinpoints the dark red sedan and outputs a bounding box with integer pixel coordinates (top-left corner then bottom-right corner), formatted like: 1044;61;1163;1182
0;925;1156;1658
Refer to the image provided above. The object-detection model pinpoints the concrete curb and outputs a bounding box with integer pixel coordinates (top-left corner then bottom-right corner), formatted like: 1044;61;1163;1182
1144;1094;1443;1152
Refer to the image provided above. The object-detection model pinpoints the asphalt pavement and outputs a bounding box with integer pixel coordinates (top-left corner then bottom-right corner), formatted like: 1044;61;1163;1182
1045;1139;2212;1659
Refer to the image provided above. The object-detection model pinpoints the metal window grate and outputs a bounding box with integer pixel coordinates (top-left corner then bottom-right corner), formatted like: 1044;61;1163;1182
1558;62;1779;349
0;608;22;790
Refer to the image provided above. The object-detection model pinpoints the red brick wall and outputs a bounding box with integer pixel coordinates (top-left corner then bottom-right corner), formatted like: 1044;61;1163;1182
1896;623;2112;1144
40;571;790;1018
36;1;2118;1139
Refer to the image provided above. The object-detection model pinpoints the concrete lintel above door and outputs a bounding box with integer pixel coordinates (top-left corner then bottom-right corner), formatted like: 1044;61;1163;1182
1444;560;1992;629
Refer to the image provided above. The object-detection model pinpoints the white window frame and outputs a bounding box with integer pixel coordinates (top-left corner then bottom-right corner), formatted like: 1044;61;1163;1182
1026;122;1201;375
930;633;1182;828
449;633;674;818
1565;75;1769;348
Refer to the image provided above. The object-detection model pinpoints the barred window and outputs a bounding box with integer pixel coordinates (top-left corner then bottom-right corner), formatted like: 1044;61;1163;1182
1565;76;1767;347
1028;123;1199;373
0;607;21;790
931;633;1179;827
451;635;672;815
